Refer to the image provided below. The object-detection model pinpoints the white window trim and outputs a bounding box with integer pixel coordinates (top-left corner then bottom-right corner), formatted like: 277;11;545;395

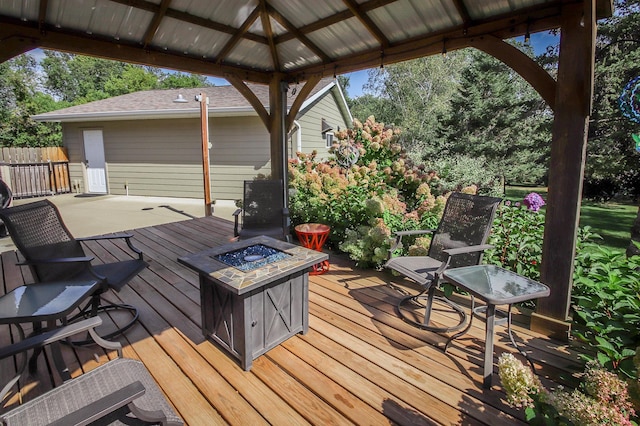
325;132;334;148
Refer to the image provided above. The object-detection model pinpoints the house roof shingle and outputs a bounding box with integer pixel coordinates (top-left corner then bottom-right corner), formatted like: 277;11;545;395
34;78;337;122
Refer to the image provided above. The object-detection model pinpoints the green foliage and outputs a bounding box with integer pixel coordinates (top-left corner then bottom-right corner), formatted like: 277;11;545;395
437;48;552;185
354;53;467;156
103;64;159;96
289;116;456;267
485;202;546;280
0;55;63;147
422;154;502;196
499;353;637;425
1;50;212;147
159;72;208;89
572;243;640;378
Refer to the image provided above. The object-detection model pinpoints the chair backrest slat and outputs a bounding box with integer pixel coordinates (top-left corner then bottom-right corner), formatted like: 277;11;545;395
428;192;501;268
0;200;86;282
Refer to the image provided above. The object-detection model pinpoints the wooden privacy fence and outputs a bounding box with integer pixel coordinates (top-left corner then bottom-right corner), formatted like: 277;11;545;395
0;147;72;199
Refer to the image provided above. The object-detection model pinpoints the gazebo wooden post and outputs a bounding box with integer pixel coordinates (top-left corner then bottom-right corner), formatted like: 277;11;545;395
532;1;596;340
269;76;290;237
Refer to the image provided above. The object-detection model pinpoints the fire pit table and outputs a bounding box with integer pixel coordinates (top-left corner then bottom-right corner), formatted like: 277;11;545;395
178;235;328;370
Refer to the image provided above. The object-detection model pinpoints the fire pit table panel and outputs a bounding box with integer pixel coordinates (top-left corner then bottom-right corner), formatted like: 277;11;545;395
178;236;328;371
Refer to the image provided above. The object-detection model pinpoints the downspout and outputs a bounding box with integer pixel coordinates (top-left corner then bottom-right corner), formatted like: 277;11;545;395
293;120;302;153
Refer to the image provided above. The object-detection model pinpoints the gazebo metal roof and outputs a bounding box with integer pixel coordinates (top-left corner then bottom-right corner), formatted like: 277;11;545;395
0;0;611;83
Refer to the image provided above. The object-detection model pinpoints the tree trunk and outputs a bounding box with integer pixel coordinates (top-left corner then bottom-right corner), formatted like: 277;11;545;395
627;205;640;257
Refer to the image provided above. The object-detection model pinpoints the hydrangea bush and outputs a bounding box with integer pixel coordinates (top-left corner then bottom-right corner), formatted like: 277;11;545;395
498;353;636;425
523;192;546;212
289;116;473;267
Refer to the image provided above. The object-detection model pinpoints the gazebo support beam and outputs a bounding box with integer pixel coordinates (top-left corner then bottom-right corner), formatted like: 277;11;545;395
532;0;596;340
269;76;290;238
469;35;557;111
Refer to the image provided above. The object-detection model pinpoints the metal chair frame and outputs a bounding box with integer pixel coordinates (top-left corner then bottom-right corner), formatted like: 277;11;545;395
385;192;501;333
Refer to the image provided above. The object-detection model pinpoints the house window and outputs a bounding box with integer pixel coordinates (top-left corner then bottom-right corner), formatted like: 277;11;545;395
321;118;334;148
325;132;334;147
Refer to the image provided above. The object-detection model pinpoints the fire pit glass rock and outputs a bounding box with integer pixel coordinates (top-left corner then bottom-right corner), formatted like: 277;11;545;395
214;244;290;271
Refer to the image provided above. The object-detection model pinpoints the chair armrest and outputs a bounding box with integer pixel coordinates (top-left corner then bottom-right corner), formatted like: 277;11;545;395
388;229;437;257
47;381;145;426
0;317;122;402
233;209;242;237
77;233;144;261
18;256;94;266
17;256;106;281
393;229;436;237
443;244;494;257
0;317;121;360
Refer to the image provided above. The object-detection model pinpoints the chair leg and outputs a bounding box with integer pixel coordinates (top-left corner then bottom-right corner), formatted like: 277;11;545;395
397;286;468;333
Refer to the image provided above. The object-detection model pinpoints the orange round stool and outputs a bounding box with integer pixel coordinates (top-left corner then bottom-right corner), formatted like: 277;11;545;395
295;223;330;275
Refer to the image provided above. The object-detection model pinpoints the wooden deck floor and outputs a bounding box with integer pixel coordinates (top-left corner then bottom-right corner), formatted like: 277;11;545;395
0;216;584;425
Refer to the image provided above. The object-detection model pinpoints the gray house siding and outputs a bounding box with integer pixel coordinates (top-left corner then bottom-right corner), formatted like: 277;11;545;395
295;90;350;161
209;116;271;200
63;117;271;200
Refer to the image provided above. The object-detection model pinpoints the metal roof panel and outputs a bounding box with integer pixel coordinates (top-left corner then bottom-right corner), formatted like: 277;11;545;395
307;17;379;60
47;0;153;40
0;0;38;21
170;0;258;28
369;0;462;41
465;0;553;20
154;17;230;58
278;40;321;71
225;39;274;70
269;0;346;27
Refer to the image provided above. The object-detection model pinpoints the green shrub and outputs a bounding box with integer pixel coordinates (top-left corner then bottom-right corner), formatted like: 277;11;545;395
572;243;640;378
289;116;473;268
422;155;503;196
499;353;636;425
484;201;546;281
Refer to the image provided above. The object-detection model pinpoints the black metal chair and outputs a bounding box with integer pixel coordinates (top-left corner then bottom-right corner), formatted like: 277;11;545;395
0;199;148;341
233;179;289;240
385;192;501;332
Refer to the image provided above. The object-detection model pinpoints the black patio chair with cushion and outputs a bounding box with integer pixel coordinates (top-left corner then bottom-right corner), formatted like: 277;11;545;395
0;317;183;425
0;199;148;341
233;179;289;241
385;192;501;332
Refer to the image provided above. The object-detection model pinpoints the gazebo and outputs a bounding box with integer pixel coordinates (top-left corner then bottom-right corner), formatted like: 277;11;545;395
0;0;613;338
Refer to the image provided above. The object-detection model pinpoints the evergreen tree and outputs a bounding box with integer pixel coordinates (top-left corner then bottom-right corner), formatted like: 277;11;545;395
437;48;552;184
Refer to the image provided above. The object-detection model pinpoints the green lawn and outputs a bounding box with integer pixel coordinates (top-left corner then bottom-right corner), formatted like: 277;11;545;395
505;186;637;251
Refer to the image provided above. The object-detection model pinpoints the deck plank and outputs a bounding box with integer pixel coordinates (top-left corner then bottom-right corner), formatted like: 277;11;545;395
0;215;581;425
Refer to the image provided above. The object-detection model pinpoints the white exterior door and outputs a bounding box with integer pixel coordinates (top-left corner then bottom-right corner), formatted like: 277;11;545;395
82;130;107;193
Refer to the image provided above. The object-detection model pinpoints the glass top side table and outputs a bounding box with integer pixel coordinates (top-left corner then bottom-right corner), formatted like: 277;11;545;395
443;265;550;388
0;280;100;324
0;280;101;380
